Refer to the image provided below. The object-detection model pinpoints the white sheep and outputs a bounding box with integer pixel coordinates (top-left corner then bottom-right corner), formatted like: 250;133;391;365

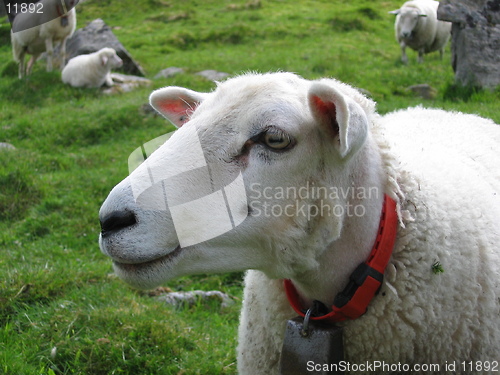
10;0;77;78
98;72;500;374
61;47;123;88
389;0;451;64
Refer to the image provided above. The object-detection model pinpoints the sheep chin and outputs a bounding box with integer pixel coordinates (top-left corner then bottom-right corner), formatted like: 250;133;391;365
111;245;182;289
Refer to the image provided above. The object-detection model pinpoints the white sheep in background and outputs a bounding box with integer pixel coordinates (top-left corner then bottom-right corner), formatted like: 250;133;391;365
98;72;500;374
61;47;123;88
10;0;77;78
389;0;451;64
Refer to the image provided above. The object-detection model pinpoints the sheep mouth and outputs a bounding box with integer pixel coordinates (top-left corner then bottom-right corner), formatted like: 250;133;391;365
112;245;182;272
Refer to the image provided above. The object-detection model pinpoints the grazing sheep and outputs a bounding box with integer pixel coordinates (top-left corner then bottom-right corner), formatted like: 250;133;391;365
98;72;500;374
389;0;451;64
10;0;77;78
62;47;123;88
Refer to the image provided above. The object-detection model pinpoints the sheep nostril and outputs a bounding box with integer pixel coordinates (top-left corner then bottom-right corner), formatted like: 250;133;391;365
100;210;137;237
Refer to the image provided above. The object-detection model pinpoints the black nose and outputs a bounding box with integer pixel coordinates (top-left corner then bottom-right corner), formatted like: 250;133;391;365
100;210;137;237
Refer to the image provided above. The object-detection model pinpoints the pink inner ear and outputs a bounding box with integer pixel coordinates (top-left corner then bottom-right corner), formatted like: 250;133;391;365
157;100;191;125
158;101;187;115
312;95;339;136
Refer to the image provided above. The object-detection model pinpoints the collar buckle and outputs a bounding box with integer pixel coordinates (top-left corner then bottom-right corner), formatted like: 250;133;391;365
333;262;383;309
330;263;384;321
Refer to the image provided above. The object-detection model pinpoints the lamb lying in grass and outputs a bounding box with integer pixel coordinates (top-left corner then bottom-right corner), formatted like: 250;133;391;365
62;47;123;88
11;0;77;78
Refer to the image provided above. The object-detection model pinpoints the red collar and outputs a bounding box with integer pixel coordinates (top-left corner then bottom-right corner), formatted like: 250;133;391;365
284;194;398;322
56;4;68;17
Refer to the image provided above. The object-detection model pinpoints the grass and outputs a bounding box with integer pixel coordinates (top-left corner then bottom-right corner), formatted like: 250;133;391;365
0;0;499;374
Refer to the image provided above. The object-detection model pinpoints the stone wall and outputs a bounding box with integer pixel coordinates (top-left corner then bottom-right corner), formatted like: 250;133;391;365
438;0;500;88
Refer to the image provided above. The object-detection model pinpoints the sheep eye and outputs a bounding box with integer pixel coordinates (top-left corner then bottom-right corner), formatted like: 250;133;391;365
262;130;292;150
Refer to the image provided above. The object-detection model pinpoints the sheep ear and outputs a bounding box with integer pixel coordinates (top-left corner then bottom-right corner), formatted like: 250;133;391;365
101;56;108;66
389;9;400;15
149;87;207;128
308;82;368;158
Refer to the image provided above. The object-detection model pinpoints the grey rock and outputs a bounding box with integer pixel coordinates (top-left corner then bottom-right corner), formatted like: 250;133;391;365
156;290;235;308
438;0;500;25
438;0;500;88
154;67;185;79
407;84;438;99
0;142;16;151
102;73;152;94
109;72;151;84
357;87;373;98
139;103;158;117
65;18;146;76
196;69;230;81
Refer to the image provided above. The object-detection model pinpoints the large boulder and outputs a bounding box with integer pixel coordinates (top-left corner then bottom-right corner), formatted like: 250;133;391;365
437;0;500;88
65;18;145;76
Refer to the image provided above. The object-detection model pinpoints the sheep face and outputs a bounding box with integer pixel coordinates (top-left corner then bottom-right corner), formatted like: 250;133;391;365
99;73;380;290
392;7;427;41
100;48;123;69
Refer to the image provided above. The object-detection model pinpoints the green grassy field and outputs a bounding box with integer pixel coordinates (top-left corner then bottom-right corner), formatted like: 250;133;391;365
1;0;499;374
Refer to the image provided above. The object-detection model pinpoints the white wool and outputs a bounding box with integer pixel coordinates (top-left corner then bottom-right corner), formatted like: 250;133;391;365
10;0;77;78
98;73;500;374
62;47;123;88
239;105;500;374
389;0;451;63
